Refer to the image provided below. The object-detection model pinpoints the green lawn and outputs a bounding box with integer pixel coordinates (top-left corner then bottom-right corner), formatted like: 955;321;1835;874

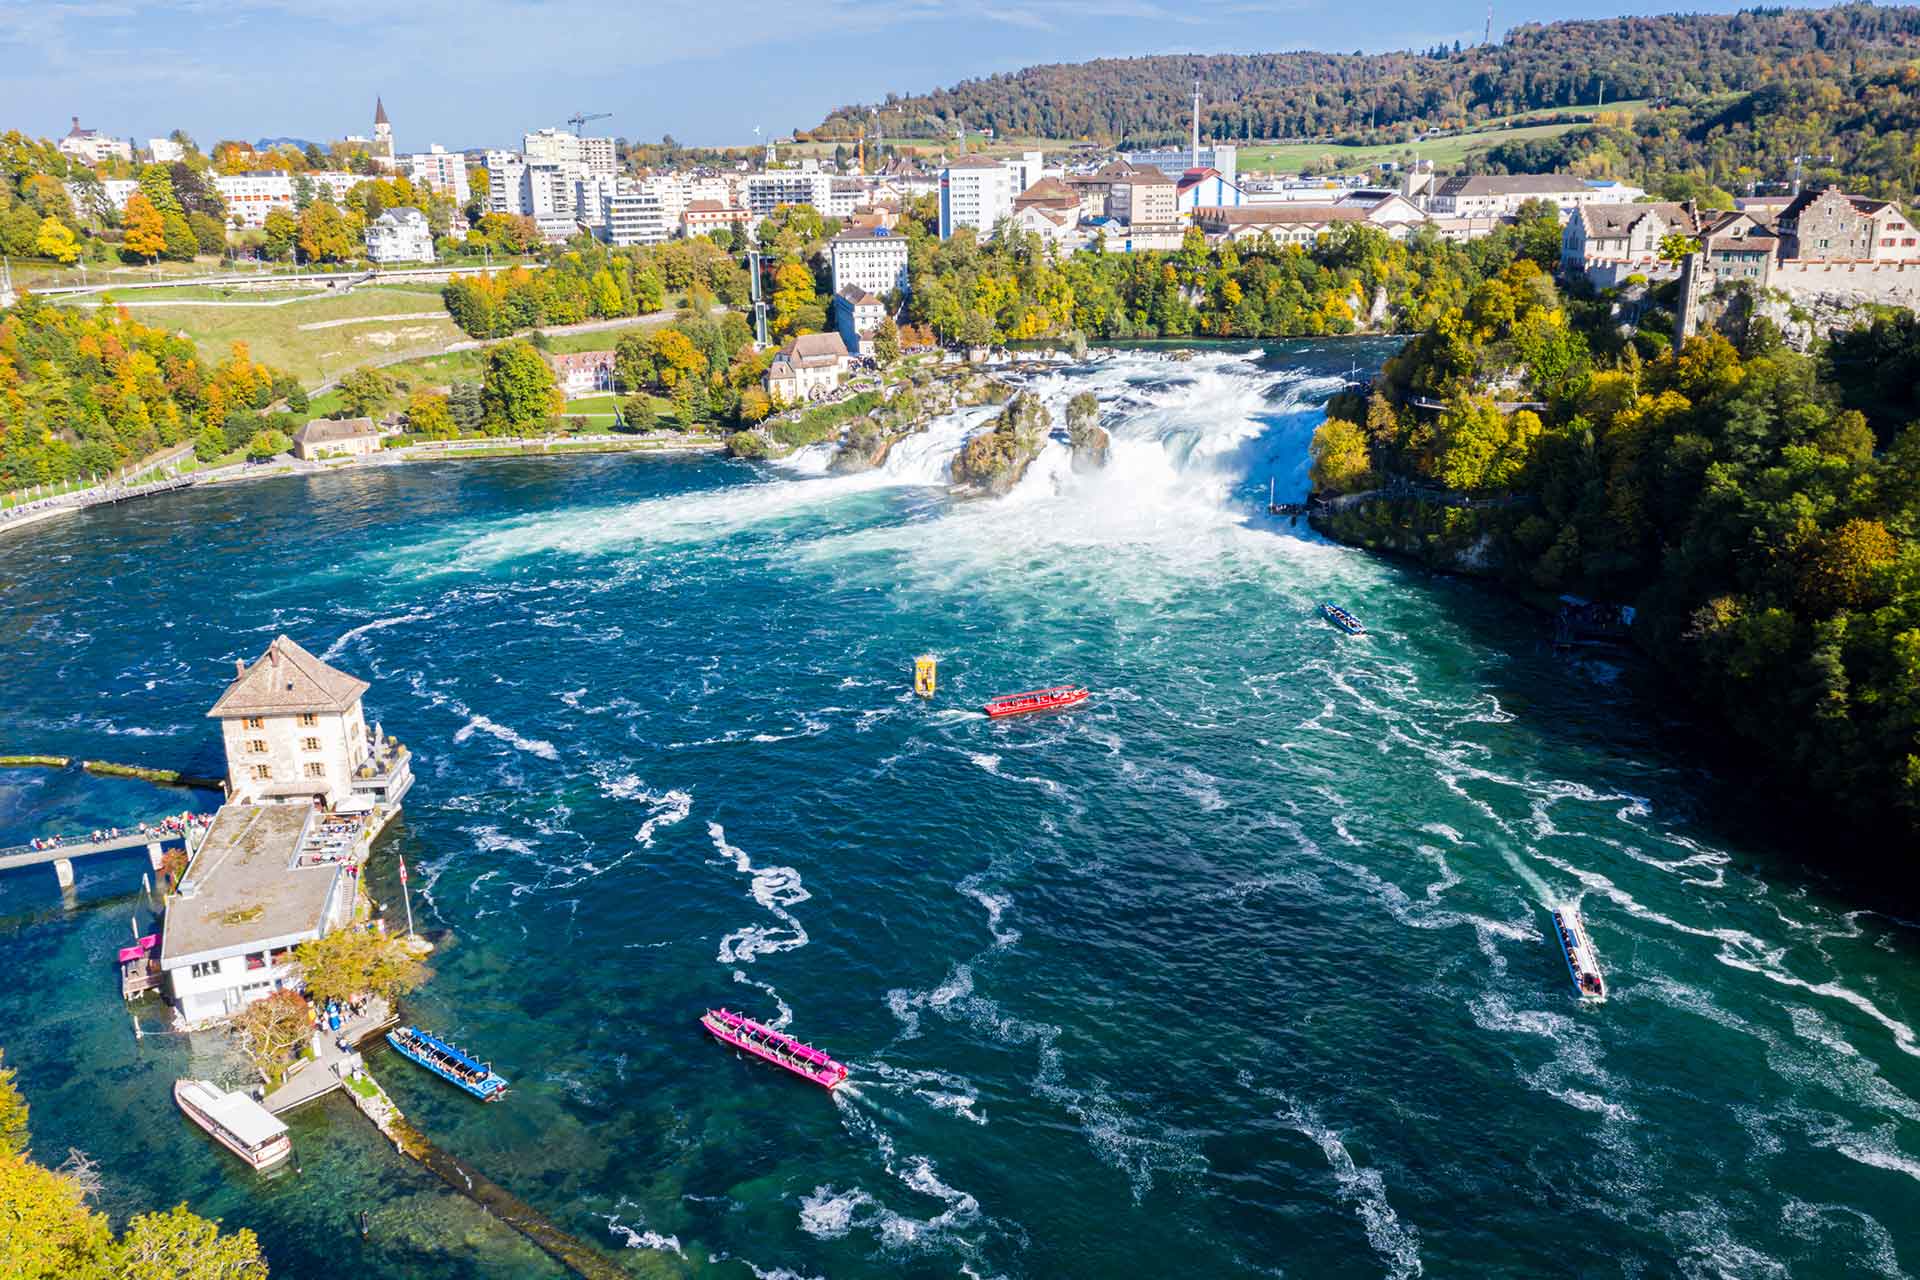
97;287;467;387
1239;120;1608;174
89;284;332;304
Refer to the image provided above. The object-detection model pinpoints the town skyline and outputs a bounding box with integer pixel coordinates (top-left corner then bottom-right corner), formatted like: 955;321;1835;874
4;0;1790;150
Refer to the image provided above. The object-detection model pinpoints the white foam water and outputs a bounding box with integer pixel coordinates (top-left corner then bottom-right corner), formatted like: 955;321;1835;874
709;823;811;965
321;610;433;660
1253;1085;1424;1280
450;709;560;761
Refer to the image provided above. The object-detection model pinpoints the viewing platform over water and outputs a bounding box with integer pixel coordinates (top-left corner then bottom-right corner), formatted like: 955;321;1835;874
0;820;203;889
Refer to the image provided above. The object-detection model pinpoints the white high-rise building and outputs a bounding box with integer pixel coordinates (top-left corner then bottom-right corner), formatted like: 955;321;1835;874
598;191;670;247
744;171;833;216
524;128;617;176
405;146;471;204
485;150;527;214
939;156;1016;240
521;162;578;241
1001;151;1046;196
572;173;625;227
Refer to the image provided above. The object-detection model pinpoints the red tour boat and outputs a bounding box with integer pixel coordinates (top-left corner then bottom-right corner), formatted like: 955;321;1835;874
983;686;1089;718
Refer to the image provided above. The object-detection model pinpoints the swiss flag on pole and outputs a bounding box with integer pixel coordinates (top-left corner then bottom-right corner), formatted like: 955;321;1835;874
398;855;408;884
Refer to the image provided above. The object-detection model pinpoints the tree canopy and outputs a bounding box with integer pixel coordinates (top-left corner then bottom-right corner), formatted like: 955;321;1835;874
1313;266;1920;835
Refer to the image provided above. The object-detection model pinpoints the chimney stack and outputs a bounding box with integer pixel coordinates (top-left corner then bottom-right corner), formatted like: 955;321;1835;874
234;658;246;678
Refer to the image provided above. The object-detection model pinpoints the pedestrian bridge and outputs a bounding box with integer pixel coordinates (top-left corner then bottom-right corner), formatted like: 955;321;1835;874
0;827;194;888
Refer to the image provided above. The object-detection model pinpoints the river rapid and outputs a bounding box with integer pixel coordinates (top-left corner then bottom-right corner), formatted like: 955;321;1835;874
1;342;1917;1279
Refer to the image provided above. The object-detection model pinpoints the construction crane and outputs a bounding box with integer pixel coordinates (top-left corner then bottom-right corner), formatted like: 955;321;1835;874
566;111;612;135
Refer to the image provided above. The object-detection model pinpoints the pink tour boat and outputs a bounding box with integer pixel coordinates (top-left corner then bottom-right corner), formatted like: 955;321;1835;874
701;1008;848;1090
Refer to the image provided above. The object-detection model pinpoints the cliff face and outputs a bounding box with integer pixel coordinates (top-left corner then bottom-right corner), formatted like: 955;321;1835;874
1311;499;1513;578
951;392;1051;496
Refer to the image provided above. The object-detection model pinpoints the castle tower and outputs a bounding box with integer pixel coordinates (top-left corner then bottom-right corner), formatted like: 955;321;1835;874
373;96;393;158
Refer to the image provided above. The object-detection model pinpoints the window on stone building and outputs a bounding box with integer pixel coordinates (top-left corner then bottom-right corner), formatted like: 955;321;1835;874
304;762;326;779
248;739;268;753
244;717;264;730
302;737;321;752
252;764;272;780
300;713;318;727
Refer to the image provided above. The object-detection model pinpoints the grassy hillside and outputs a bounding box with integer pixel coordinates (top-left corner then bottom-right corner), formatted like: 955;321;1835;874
65;283;464;386
1241;120;1594;175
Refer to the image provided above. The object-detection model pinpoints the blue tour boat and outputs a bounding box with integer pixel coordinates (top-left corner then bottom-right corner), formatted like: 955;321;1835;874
1319;602;1367;635
386;1025;509;1101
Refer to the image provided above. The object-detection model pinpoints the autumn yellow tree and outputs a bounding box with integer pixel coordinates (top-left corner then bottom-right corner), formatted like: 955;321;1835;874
770;262;818;337
34;217;79;265
121;193;166;262
406;389;456;439
1309;416;1374;495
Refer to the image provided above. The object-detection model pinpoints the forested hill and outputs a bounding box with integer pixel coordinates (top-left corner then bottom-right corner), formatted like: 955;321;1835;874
809;4;1920;145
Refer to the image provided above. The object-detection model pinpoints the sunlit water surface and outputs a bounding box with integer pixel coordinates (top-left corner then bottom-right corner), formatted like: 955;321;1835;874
2;343;1916;1279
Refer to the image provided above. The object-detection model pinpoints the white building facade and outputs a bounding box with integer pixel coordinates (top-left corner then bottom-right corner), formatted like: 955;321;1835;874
214;174;295;229
598;191;671;246
367;207;435;262
525;129;616;175
940;157;1016;240
744;171;833;216
209;636;376;807
404;146;471;204
829;227;911;297
57;118;132;165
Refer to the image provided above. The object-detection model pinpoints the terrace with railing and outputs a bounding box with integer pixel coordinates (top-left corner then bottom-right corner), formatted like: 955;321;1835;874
351;735;413;807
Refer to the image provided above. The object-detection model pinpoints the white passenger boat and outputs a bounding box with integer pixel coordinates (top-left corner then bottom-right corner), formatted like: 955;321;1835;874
173;1079;292;1171
1550;903;1607;1002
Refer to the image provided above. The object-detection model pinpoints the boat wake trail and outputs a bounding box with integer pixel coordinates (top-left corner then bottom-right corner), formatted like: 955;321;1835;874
709;823;811;965
796;1095;1004;1266
1244;1078;1424;1279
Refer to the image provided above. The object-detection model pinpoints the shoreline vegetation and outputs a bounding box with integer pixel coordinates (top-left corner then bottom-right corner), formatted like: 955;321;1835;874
1305;259;1920;839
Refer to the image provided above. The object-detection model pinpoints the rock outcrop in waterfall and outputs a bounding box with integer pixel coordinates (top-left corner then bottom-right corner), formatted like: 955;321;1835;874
951;392;1051;497
1065;391;1109;473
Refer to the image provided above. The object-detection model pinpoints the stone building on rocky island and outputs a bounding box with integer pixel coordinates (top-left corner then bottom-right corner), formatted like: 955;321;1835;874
207;635;411;810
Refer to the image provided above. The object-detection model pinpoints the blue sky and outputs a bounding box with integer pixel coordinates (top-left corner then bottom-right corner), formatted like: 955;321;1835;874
4;0;1779;151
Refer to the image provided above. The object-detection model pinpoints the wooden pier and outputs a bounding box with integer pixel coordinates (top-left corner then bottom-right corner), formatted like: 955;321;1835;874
261;998;398;1113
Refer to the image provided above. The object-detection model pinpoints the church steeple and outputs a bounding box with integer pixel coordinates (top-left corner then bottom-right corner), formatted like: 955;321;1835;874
372;96;393;159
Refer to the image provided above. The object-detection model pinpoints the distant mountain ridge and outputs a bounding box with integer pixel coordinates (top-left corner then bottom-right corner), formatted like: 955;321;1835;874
809;4;1920;146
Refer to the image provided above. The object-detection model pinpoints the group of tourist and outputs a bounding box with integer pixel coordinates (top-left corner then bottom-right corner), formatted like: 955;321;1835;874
24;811;212;852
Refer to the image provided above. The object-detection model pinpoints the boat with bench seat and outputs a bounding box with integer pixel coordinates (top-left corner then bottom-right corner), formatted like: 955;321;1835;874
701;1007;847;1090
387;1025;509;1101
1319;602;1367;635
983;686;1089;718
1551;903;1607;1002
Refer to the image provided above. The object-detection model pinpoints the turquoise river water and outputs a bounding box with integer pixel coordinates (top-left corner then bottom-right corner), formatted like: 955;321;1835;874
1;344;1917;1279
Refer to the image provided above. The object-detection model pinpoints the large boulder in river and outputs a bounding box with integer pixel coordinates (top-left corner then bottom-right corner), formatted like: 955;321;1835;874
951;392;1050;496
829;418;901;473
1065;391;1109;473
